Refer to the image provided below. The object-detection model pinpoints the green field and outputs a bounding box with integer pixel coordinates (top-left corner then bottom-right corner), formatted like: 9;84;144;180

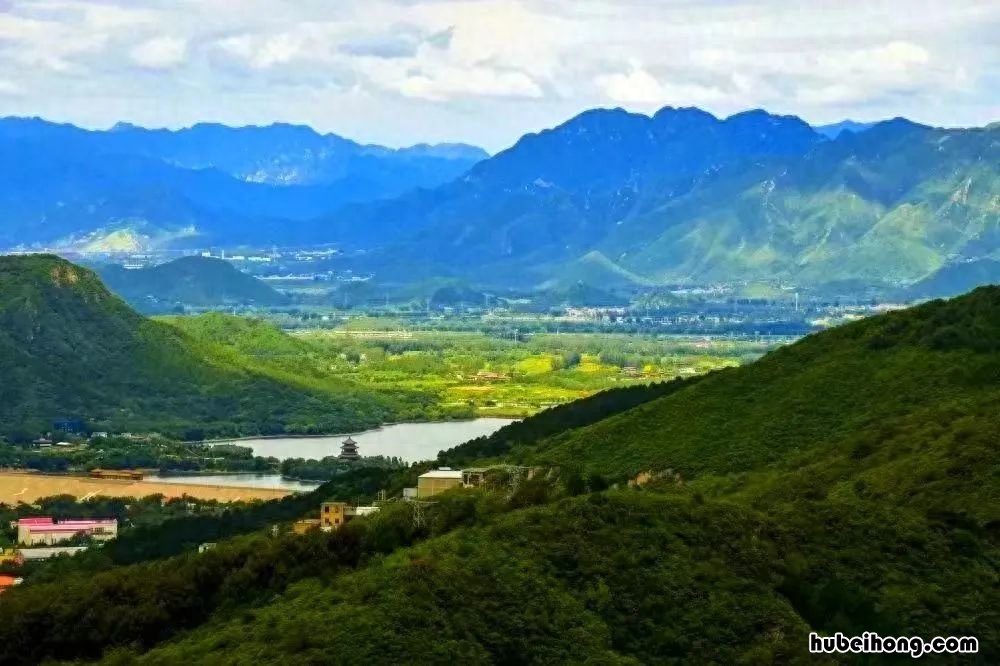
286;327;782;418
164;313;785;420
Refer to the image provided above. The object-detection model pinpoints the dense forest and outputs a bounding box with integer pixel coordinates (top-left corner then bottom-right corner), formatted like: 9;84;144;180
0;287;995;663
0;255;434;437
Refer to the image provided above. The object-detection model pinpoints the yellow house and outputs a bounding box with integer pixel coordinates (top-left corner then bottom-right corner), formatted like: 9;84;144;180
417;468;464;498
320;502;347;529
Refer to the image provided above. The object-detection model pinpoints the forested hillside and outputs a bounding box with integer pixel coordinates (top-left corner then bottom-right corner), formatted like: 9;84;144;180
0;255;423;436
141;288;1000;662
0;287;995;663
510;285;1000;478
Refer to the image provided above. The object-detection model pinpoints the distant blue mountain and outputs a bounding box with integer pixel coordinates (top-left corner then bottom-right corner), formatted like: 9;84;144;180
317;106;825;277
320;111;997;290
814;120;879;139
0;117;486;249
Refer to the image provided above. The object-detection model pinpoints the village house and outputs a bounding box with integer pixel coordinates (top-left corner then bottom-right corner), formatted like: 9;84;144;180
416;468;464;498
15;517;118;546
319;502;380;530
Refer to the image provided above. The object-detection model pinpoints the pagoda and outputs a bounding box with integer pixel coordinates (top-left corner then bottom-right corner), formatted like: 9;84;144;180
338;436;360;461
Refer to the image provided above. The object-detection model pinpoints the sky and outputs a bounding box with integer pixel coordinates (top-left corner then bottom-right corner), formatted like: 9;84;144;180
0;0;996;152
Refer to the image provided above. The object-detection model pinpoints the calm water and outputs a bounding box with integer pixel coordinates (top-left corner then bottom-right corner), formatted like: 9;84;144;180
216;418;516;464
146;473;322;491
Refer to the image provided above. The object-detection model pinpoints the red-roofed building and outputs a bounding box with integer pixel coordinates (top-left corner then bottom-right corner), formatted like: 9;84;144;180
15;517;118;546
0;575;23;594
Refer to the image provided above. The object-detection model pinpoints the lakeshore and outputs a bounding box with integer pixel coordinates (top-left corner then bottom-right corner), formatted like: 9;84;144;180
209;418;516;462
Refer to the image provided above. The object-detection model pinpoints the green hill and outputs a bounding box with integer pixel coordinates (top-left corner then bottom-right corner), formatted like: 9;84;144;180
1;286;997;663
149;288;998;662
97;256;287;310
0;254;407;437
507;286;1000;479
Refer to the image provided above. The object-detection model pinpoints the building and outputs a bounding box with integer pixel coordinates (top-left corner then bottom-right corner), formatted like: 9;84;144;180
16;517;118;546
417;468;464;498
320;501;348;530
0;575;23;594
338;436;361;462
17;546;88;561
90;468;144;481
319;502;380;530
53;418;85;433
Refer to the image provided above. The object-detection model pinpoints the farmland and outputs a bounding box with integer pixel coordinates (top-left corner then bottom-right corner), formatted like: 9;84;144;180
287;327;785;417
164;312;790;420
0;472;289;504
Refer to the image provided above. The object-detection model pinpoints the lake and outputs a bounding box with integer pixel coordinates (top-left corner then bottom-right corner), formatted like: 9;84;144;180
215;418;516;464
166;419;516;492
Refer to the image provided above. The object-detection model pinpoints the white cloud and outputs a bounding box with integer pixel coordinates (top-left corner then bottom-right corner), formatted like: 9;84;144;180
131;36;187;69
398;67;543;101
0;0;994;151
0;79;21;96
597;64;664;105
596;62;726;107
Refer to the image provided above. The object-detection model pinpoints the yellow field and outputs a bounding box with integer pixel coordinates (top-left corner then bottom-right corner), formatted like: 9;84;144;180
0;472;290;504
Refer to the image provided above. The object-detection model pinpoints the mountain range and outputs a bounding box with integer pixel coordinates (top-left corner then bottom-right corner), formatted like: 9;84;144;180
334;110;999;289
0;117;486;250
2;109;997;291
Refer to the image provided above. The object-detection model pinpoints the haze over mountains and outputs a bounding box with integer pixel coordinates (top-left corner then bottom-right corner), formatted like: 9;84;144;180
0;117;486;250
2;107;997;291
344;110;998;289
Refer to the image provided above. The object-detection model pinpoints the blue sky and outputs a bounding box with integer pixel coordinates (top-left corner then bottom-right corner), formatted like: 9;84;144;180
0;0;996;152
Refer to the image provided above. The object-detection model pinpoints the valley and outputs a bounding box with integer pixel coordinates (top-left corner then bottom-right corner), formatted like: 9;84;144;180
0;78;995;664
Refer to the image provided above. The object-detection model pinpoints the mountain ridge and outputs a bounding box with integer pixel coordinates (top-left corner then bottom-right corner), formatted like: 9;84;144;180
0;116;487;250
332;113;998;288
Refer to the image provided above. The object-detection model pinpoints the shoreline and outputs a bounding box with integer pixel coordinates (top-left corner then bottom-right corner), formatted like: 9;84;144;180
198;416;517;445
